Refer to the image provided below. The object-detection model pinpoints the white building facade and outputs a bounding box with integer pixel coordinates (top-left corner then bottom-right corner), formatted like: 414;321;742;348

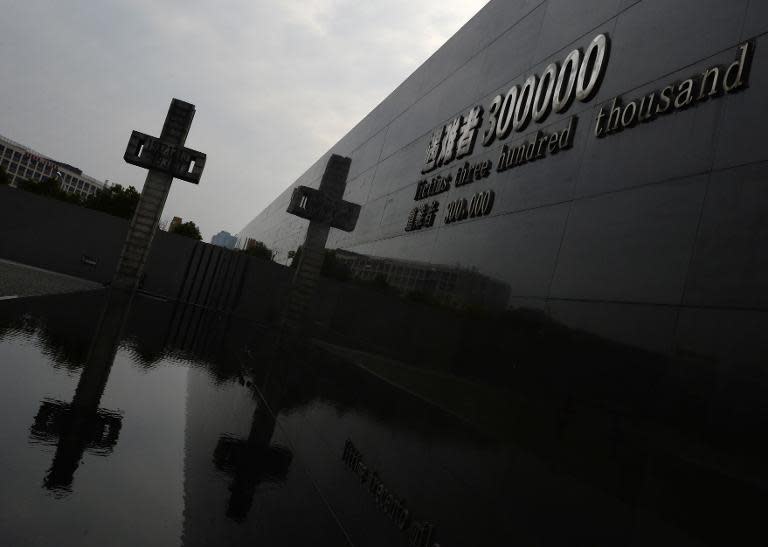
0;133;107;199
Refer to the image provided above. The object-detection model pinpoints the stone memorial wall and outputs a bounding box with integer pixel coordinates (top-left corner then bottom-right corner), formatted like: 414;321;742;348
238;0;768;357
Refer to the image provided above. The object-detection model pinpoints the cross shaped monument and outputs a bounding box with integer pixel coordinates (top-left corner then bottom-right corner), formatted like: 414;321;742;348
113;99;207;291
282;154;360;331
29;290;133;492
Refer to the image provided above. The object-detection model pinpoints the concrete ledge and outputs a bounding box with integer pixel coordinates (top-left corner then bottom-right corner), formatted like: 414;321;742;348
0;259;103;298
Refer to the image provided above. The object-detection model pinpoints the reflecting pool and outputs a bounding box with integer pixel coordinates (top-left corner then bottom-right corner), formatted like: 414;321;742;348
0;290;766;546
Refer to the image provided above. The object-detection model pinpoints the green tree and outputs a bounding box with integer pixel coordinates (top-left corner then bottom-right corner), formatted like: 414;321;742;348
85;184;140;220
0;166;10;186
288;246;302;268
242;240;274;261
15;176;142;219
17;176;82;204
170;220;202;240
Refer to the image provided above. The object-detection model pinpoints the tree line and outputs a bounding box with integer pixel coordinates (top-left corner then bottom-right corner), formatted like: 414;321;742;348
0;165;202;240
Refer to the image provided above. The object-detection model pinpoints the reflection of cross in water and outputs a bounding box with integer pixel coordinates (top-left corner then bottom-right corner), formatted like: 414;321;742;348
213;403;292;521
212;361;292;521
28;290;134;493
282;154;361;331
114;99;207;291
30;400;122;493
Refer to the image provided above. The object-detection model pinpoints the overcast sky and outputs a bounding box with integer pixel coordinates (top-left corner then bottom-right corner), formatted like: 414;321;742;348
0;0;487;240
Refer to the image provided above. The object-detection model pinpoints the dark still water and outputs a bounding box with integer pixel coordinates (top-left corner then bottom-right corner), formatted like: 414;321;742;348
0;291;766;546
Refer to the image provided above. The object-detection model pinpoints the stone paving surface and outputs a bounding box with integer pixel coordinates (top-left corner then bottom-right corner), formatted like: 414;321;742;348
0;259;102;299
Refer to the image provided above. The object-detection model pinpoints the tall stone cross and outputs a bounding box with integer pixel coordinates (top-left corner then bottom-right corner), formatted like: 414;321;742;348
113;98;207;291
282;154;360;331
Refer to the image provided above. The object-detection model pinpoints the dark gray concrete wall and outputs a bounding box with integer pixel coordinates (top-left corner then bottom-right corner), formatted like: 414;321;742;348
0;184;202;291
231;258;293;323
238;0;768;357
142;231;199;297
0;185;128;283
0;186;294;317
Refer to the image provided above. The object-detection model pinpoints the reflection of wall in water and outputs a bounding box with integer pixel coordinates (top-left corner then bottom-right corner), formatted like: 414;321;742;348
236;1;768;360
334;249;509;311
181;359;353;547
0;292;104;371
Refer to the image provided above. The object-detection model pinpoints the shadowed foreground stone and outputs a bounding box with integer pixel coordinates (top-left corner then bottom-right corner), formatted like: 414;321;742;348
0;259;101;299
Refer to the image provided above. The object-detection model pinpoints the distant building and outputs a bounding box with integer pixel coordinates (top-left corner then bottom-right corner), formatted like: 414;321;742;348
211;230;237;249
334;250;509;311
0;133;108;199
244;238;260;251
169;217;183;232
